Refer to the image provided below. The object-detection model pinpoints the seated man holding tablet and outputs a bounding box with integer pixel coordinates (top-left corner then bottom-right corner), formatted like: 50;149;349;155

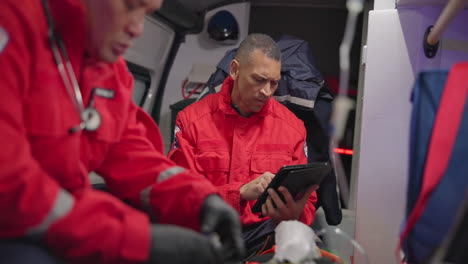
168;34;321;258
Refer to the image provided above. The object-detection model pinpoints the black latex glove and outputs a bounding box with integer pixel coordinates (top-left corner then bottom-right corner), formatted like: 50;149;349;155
147;224;223;264
200;194;246;262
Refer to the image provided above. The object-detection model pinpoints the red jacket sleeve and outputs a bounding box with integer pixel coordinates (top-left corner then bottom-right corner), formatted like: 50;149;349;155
294;129;317;225
0;3;150;264
168;111;247;213
96;86;217;231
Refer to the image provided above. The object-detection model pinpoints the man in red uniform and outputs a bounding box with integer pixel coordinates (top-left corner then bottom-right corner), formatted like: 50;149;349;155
0;0;244;263
168;33;318;258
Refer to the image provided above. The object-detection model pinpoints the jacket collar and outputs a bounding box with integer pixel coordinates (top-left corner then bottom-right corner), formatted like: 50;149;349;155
218;76;272;117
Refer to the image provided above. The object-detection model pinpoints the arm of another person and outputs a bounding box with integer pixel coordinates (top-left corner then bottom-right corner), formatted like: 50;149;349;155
97;89;245;260
96;90;218;230
295;138;318;225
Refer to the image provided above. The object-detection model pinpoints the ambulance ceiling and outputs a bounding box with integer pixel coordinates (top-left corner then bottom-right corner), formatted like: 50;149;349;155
176;0;347;11
155;0;347;33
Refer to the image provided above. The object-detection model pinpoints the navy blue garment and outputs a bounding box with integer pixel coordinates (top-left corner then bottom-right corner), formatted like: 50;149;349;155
403;71;447;262
403;69;468;263
197;35;341;226
242;219;276;260
274;35;328;110
406;71;447;217
0;241;64;264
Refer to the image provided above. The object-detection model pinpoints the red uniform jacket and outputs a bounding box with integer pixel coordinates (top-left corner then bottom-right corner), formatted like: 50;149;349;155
168;77;317;226
0;0;216;263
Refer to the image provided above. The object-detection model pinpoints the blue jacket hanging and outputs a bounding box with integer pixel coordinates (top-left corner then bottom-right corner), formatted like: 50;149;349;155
400;63;468;263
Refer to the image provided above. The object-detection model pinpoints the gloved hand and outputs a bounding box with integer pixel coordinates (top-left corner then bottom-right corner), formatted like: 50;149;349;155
200;194;245;262
147;224;223;264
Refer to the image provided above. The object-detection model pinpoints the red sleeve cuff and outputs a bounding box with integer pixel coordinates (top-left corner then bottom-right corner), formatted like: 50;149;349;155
120;209;151;263
216;182;246;213
299;207;315;225
150;173;218;231
299;192;317;226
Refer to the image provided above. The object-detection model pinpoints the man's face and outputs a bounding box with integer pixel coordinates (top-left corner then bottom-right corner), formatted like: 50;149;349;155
230;49;281;115
82;0;162;62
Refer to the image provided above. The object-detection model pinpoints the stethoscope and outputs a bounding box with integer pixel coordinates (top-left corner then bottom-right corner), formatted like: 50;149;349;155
41;0;101;134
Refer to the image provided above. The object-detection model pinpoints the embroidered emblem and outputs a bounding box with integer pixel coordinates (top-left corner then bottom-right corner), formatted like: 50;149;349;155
173;125;181;149
303;141;308;158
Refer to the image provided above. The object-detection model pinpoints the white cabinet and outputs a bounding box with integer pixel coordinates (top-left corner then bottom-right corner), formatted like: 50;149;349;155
354;1;468;263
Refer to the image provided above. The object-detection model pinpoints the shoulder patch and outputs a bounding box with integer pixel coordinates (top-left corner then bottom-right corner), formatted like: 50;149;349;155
303;141;308;159
172;125;181;150
0;27;9;53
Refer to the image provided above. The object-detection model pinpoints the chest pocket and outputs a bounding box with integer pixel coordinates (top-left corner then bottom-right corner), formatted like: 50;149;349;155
88;95;123;143
195;149;231;186
250;144;293;174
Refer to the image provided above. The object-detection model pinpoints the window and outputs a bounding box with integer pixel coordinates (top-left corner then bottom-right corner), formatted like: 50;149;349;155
126;61;151;106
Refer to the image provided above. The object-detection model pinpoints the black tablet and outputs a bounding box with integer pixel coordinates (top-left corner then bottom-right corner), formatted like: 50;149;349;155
251;162;331;214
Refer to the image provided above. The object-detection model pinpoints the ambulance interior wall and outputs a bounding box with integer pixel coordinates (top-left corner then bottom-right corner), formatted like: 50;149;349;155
159;3;251;152
124;16;175;113
354;4;468;263
158;3;365;152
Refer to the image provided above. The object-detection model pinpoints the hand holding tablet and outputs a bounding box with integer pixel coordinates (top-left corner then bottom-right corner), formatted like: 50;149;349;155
251;162;331;214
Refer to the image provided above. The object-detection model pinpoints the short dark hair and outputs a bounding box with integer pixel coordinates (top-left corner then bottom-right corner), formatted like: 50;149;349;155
235;33;281;63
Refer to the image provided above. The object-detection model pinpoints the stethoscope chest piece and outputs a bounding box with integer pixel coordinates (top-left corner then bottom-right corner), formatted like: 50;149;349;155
81;107;102;132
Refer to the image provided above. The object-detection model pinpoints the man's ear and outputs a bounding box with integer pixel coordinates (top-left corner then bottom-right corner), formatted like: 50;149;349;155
230;59;240;80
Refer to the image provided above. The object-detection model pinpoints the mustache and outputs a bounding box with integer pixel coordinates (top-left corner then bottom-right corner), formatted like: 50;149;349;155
255;96;269;101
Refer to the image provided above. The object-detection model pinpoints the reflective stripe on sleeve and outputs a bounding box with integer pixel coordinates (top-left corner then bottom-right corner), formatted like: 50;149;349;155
274;94;315;109
157;166;185;183
140;166;186;221
26;189;74;238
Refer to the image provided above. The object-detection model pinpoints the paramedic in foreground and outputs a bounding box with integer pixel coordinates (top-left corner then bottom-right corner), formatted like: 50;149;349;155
0;0;244;263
